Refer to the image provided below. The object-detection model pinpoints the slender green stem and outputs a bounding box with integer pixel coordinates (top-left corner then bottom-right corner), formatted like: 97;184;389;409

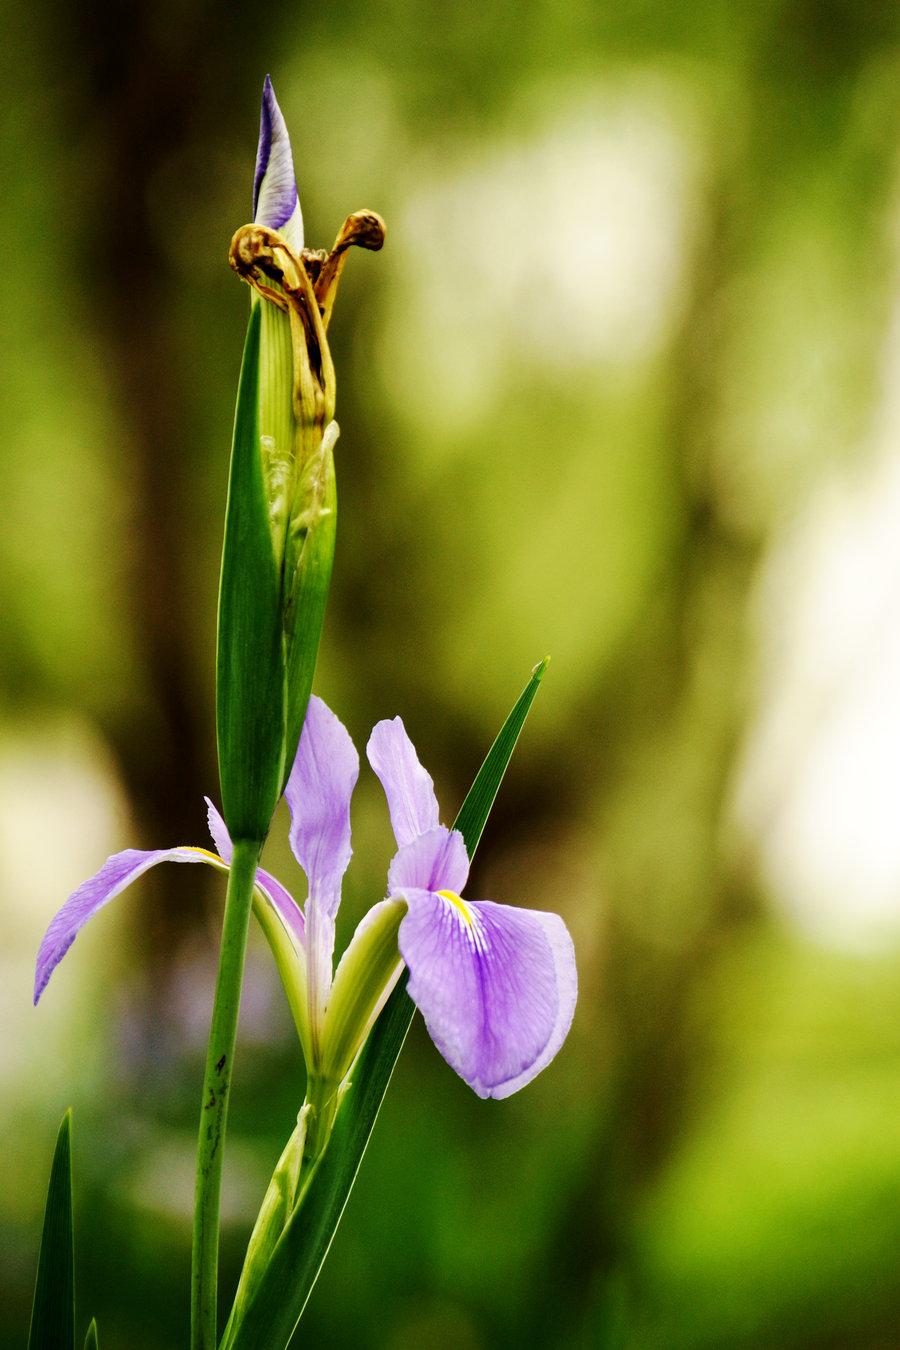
191;837;261;1350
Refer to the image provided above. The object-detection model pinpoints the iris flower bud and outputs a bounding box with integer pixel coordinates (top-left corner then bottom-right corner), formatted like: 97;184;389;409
217;78;384;839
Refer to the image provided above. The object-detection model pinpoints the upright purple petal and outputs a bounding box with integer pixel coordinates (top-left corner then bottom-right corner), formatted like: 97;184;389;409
398;891;577;1099
367;717;441;848
285;697;358;921
388;826;469;895
253;75;304;253
284;697;358;1028
34;846;214;1005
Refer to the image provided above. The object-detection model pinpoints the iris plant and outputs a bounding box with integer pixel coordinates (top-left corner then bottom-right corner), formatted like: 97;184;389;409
28;75;578;1350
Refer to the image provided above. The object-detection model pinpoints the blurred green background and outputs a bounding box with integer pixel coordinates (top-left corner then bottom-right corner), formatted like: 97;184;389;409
5;1;900;1346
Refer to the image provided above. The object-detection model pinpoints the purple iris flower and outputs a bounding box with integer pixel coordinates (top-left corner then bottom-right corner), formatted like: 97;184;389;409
367;718;577;1098
35;699;576;1099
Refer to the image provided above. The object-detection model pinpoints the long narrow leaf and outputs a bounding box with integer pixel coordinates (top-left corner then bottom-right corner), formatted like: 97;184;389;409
27;1111;75;1350
226;659;548;1350
83;1320;99;1350
217;303;287;841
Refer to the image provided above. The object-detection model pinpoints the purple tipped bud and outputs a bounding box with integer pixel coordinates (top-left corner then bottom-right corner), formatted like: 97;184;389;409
253;75;304;252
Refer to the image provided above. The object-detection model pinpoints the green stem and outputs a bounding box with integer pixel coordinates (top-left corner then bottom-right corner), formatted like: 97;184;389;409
300;1074;341;1170
191;837;261;1350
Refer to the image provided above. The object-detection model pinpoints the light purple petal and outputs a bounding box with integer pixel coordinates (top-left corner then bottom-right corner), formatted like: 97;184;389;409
253;76;304;252
256;866;305;946
285;697;358;1016
398;892;577;1099
483;909;577;1099
34;847;213;1005
366;717;441;848
388;826;469;895
205;797;232;862
285;696;358;921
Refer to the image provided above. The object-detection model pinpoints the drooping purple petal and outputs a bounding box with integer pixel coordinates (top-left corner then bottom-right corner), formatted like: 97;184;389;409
253;75;304;253
34;847;214;1005
398;891;578;1099
206;795;304;945
366;717;441;849
485;908;578;1098
388;826;468;895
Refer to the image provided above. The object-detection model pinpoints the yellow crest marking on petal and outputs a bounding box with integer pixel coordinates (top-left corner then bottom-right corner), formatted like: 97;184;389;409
438;890;477;927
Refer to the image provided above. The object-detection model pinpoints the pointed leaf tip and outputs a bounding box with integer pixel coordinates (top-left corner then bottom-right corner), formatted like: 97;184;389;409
453;659;548;860
27;1111;75;1350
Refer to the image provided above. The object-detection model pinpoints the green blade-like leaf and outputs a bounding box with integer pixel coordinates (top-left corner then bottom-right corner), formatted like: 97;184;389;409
453;657;548;857
27;1111;75;1350
217;302;287;841
225;659;548;1350
83;1319;99;1350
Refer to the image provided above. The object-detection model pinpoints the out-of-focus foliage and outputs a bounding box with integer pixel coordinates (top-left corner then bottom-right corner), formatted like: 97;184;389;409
4;1;900;1347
